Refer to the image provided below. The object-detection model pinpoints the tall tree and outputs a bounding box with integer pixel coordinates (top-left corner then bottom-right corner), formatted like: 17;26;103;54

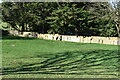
1;2;118;37
109;0;120;37
47;2;99;36
2;2;52;33
87;2;117;37
2;2;29;32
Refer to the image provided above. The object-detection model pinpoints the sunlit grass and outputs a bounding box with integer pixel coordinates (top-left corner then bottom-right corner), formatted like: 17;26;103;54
2;36;119;78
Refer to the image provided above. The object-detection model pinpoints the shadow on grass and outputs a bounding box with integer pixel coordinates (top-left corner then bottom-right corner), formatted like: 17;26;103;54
2;50;119;76
1;35;36;40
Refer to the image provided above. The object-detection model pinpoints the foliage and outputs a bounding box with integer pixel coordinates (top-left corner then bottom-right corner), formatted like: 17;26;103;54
109;1;120;37
87;2;117;37
47;3;98;36
1;2;118;37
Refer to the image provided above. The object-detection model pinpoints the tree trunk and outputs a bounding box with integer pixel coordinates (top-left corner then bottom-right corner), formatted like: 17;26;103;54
75;27;79;37
21;23;25;32
116;23;120;37
42;26;45;34
116;23;120;45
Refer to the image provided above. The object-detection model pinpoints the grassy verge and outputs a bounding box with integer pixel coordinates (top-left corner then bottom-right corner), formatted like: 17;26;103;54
2;36;119;78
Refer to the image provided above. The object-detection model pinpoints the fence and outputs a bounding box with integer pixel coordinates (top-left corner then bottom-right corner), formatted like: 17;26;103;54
8;30;119;45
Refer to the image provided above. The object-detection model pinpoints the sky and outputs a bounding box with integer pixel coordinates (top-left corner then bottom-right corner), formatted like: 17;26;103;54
0;0;3;3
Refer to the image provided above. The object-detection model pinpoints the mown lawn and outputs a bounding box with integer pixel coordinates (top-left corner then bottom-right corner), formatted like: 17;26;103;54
2;36;119;78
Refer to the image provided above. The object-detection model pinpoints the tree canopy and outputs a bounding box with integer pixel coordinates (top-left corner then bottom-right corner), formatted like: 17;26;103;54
1;2;118;37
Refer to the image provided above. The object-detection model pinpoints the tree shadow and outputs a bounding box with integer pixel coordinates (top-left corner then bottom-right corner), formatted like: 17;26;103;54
2;50;119;76
1;35;36;40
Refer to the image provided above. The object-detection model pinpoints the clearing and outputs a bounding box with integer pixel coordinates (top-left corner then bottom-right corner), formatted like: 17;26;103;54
2;36;119;78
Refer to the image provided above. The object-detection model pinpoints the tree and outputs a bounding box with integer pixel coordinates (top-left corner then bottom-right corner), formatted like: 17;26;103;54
28;2;52;33
2;2;52;33
2;2;30;32
109;0;120;37
87;2;117;37
47;2;99;36
1;2;118;37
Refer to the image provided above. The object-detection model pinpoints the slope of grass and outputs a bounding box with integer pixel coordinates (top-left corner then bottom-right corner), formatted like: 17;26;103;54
2;36;119;78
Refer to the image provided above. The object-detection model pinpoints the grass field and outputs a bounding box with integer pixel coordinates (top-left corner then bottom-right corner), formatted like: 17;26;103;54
1;36;119;78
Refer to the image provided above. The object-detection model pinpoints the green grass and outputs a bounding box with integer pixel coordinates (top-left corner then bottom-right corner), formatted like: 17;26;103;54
2;36;119;78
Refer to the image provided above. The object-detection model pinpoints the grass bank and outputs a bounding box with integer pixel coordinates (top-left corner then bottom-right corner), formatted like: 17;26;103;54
2;36;119;78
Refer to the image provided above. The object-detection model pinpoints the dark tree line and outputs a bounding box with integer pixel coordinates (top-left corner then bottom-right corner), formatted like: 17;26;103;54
1;2;119;37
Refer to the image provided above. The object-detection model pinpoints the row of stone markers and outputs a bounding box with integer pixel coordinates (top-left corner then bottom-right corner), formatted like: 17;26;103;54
37;34;119;45
8;30;119;45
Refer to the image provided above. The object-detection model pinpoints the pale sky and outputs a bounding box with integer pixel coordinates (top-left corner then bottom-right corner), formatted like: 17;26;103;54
0;0;3;3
